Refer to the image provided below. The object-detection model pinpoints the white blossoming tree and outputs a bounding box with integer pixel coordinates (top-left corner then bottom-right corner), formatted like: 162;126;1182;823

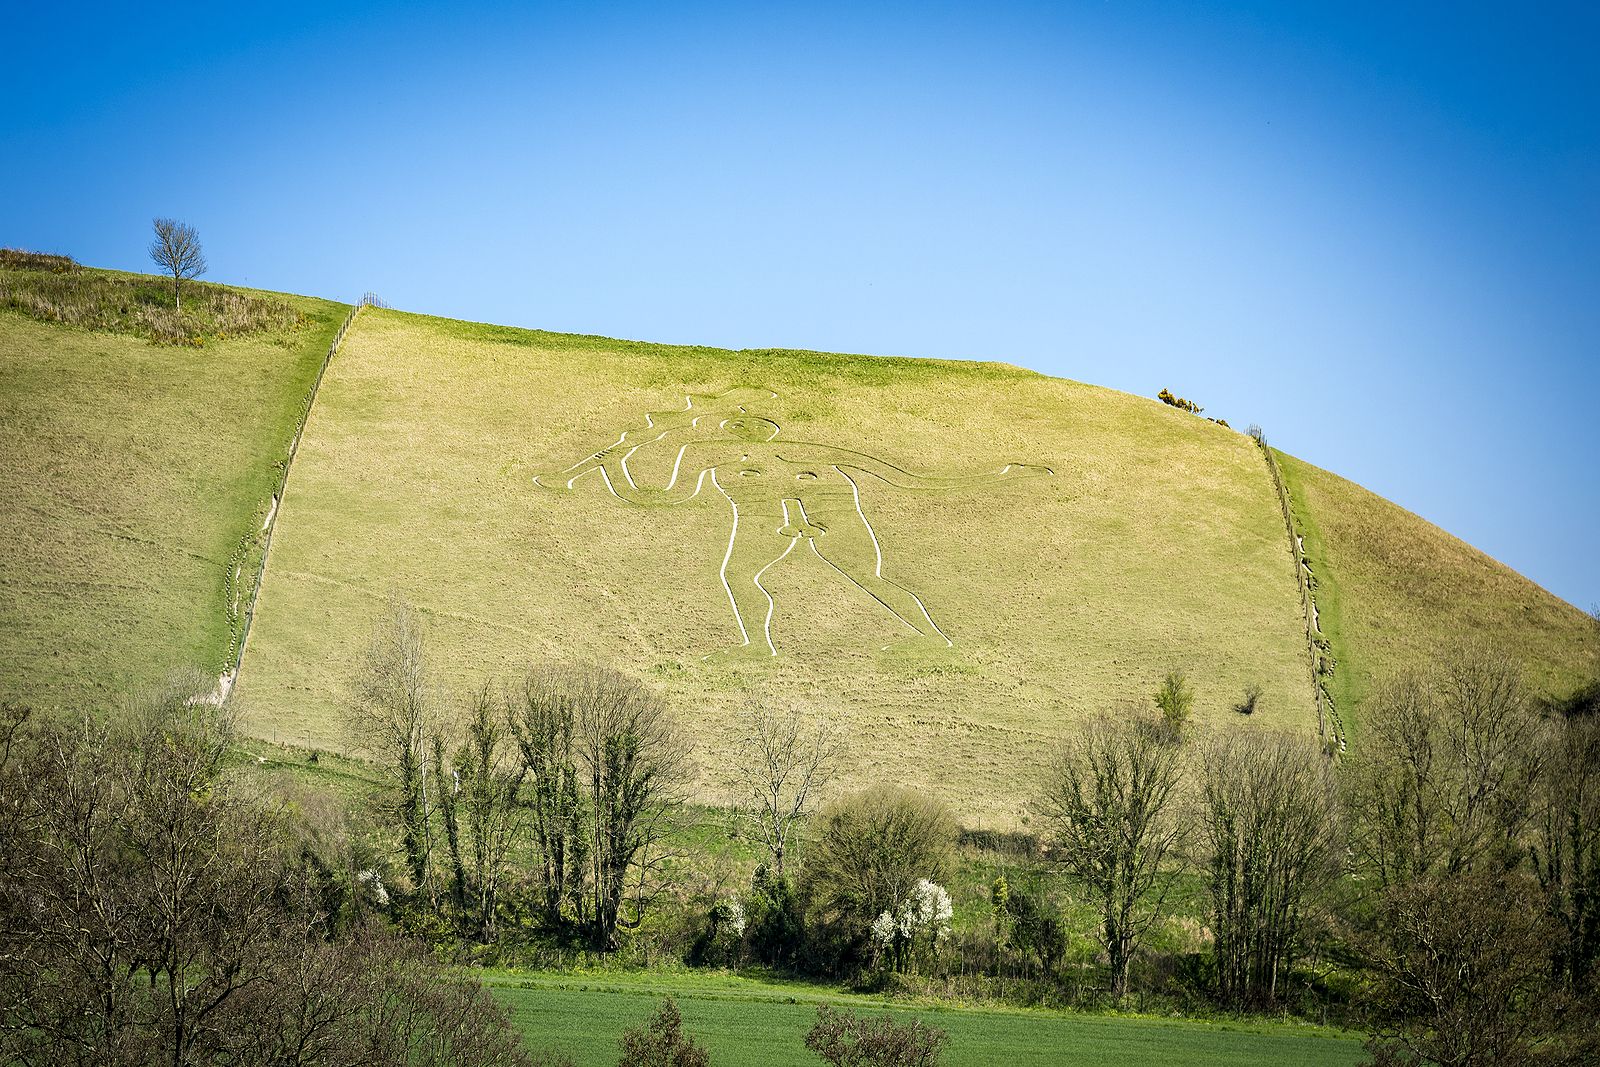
869;878;954;973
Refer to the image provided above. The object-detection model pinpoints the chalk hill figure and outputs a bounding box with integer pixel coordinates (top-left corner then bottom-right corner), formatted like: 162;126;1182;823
535;390;1051;658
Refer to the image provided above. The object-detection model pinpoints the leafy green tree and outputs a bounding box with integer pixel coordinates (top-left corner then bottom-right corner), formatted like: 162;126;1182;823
509;663;690;949
1154;669;1194;738
991;877;1068;975
434;687;526;942
805;785;955;966
508;665;587;928
747;862;806;967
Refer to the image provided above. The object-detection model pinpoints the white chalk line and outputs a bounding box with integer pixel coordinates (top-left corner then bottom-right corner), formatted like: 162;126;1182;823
711;467;753;652
834;471;951;646
538;389;778;492
750;506;800;656
533;387;1042;656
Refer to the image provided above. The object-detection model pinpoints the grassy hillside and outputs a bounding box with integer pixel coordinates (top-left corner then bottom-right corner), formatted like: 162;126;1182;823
233;309;1315;823
486;970;1363;1066
0;267;347;711
7;274;1591;819
1279;452;1599;736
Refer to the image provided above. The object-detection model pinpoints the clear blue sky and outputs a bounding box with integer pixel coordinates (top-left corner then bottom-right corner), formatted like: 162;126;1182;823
4;1;1596;610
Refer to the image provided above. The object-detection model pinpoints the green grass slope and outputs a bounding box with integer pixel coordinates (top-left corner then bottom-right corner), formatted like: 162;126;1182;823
486;970;1363;1067
1279;452;1599;736
0;268;347;711
233;309;1315;823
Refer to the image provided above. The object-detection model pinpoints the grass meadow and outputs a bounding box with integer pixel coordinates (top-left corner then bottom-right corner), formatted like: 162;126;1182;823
484;969;1364;1067
0;269;347;712
1277;452;1599;739
234;309;1316;824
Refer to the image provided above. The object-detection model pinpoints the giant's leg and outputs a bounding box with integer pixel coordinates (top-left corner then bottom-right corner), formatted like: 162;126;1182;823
801;483;952;649
707;490;800;658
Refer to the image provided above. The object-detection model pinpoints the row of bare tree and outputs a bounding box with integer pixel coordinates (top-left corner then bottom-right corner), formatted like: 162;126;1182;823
343;599;1599;1060
1037;650;1600;1064
348;603;691;950
1039;711;1339;1004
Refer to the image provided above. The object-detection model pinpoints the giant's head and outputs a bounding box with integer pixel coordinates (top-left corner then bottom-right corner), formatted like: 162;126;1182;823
717;415;780;442
639;386;778;433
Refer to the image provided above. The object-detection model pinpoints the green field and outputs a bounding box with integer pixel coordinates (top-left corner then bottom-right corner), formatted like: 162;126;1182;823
232;309;1316;824
485;970;1364;1066
0;269;347;712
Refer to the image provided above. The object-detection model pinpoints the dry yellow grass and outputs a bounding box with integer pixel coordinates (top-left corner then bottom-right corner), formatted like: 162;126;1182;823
1278;452;1599;738
10;286;1590;825
234;310;1315;825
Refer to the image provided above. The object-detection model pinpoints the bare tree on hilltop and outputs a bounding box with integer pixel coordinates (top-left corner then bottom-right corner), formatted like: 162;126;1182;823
148;217;207;309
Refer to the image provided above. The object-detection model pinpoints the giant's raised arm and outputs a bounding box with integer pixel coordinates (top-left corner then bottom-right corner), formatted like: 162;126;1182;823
786;444;1052;489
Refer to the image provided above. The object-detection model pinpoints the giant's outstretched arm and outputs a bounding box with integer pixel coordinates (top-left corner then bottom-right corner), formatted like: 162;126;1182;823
784;444;1052;489
534;441;716;504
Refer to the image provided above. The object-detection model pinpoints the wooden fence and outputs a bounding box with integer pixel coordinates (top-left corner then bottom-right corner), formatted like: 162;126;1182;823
214;293;386;697
1251;428;1346;751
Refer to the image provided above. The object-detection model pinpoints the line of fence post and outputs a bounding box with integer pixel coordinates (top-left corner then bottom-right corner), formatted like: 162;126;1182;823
1250;427;1345;753
216;293;384;697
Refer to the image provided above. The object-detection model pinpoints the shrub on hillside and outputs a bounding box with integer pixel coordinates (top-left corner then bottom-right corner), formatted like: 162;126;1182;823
804;1005;947;1067
0;247;78;272
1154;669;1194;737
956;828;1041;857
1157;387;1203;414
